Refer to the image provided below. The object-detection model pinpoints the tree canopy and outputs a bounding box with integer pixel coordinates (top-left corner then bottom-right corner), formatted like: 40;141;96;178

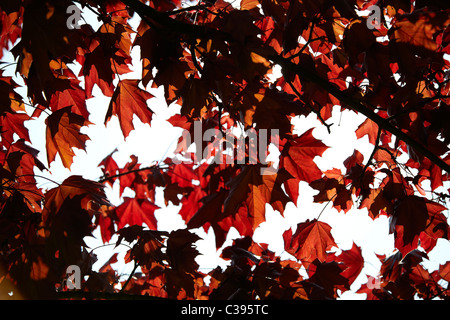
0;0;449;300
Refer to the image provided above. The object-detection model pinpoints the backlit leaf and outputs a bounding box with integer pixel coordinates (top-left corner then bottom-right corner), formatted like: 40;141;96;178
45;106;91;169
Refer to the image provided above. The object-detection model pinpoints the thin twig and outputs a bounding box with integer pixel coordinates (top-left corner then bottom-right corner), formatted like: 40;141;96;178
17;174;60;186
164;5;208;16
120;260;138;293
361;127;382;177
288;15;322;60
316;192;338;221
190;42;203;74
285;80;333;133
271;54;450;174
386;95;447;122
98;165;158;183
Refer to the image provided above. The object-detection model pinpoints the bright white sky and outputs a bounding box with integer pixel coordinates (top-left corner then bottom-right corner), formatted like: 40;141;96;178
1;3;449;300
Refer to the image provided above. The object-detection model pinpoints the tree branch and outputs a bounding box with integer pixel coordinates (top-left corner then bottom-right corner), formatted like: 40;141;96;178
386;95;447;121
285;80;333;133
164;4;217;16
114;0;450;174
118;0;225;39
270;55;450;174
361;127;382;176
98;165;162;183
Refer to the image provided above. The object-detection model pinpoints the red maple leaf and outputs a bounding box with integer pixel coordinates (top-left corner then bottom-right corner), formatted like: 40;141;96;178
439;262;450;282
115;197;159;230
42;175;110;226
96;205;116;244
327;242;364;285
307;259;350;299
1;112;31;145
391;195;447;255
223;165;292;231
280;128;328;201
169;162;198;188
283;219;337;265
98;149;119;187
179;186;207;223
309;169;353;213
49;80;89;119
105;79;154;138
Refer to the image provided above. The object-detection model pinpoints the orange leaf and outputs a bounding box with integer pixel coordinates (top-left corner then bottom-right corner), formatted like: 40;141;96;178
359;187;393;219
45;106;91;169
49;81;89;119
392;10;450;51
328;243;364;285
105;79;154;138
355;118;379;145
223;165;292;230
42;175;110;227
439;262;450;282
283;219;337;263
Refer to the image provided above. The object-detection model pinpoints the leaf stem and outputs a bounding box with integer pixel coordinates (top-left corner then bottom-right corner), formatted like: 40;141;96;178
361;127;382;177
120;260;138;293
98;164;160;183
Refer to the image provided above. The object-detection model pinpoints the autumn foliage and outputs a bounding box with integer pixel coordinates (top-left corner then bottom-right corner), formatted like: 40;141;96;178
0;0;449;300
